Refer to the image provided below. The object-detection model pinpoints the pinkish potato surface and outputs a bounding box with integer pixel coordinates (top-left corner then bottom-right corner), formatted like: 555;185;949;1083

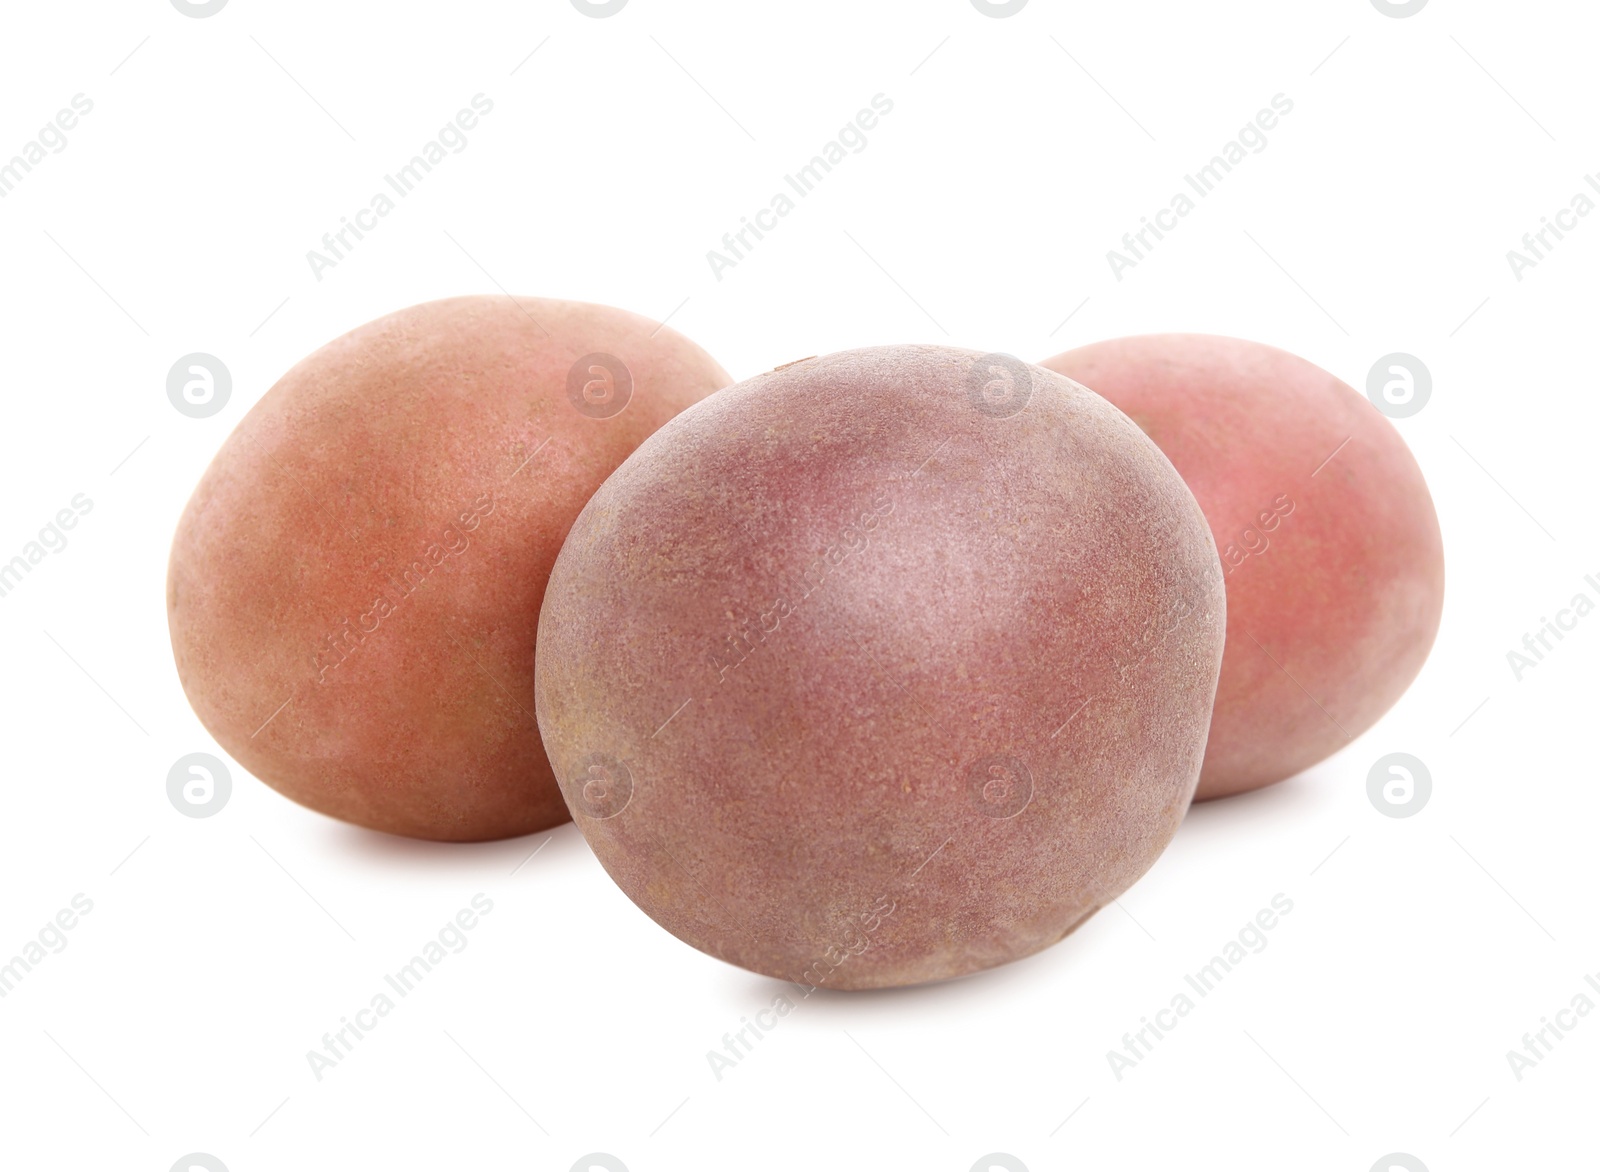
168;296;729;841
534;346;1225;988
1041;335;1444;800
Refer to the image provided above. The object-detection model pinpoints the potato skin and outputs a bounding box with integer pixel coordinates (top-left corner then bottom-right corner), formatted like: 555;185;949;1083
168;296;729;841
1041;335;1444;800
535;346;1225;988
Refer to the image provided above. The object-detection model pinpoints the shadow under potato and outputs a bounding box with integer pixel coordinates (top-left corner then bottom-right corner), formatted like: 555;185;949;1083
330;814;589;871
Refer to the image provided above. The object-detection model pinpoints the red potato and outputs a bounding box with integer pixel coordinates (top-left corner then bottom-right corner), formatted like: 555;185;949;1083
535;346;1225;988
168;296;729;840
1041;335;1444;800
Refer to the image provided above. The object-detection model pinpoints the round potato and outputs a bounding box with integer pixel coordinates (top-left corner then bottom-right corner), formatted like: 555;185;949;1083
1041;334;1444;800
168;295;729;840
535;346;1225;988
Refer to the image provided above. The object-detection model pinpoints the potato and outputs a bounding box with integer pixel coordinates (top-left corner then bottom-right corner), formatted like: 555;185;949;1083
534;346;1225;988
168;296;729;841
1040;334;1444;800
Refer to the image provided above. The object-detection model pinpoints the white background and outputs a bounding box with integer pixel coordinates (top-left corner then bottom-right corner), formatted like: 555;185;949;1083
0;1;1595;1170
